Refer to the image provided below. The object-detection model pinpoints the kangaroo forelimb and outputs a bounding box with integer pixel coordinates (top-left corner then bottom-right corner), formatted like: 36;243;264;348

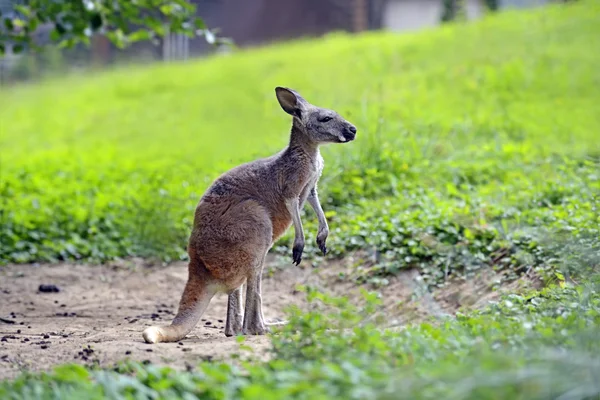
286;197;305;265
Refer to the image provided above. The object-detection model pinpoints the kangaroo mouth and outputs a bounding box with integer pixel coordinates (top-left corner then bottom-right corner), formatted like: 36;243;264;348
333;131;356;143
339;134;356;143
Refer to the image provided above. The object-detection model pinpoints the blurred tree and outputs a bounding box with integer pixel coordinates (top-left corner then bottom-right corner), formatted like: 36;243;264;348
442;0;500;22
440;0;466;22
0;0;226;54
483;0;499;10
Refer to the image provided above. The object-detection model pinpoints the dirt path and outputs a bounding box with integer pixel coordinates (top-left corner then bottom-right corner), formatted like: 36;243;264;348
0;255;537;380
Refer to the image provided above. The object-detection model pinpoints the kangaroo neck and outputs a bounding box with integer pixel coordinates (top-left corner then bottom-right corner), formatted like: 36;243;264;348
286;119;319;161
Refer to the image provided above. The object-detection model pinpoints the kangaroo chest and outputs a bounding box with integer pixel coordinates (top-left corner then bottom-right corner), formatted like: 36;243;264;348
299;157;323;206
271;155;323;241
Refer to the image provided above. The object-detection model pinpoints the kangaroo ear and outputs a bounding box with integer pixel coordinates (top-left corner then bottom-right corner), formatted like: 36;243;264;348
275;87;307;119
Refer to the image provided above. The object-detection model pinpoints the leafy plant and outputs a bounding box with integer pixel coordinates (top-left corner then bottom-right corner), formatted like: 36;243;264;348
0;0;229;54
1;271;599;399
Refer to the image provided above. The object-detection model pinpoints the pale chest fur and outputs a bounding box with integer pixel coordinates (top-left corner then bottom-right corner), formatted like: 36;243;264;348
298;153;324;204
310;153;324;190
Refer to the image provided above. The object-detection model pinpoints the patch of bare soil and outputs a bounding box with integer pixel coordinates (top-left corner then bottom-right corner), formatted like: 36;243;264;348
0;254;540;380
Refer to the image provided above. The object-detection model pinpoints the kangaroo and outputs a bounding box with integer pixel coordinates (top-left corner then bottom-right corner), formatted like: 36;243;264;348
142;87;357;343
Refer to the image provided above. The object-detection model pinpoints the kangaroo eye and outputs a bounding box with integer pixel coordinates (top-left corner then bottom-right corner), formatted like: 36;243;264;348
320;116;332;123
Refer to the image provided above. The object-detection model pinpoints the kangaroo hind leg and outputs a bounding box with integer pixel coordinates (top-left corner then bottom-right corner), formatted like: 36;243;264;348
242;257;269;336
225;284;244;337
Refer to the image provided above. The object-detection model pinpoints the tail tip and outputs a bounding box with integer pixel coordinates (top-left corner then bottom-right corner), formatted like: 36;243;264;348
143;326;163;344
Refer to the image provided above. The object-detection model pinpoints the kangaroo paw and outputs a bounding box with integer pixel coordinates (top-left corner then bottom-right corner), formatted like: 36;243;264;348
225;320;243;337
292;244;303;265
243;322;270;336
317;238;327;256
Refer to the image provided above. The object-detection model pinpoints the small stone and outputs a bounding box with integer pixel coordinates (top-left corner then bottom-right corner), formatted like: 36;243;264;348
38;284;60;293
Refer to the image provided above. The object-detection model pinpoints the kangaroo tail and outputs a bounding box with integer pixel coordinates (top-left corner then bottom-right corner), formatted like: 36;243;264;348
143;260;216;344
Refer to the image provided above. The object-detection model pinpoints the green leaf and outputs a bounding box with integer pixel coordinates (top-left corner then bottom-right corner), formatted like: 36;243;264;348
13;18;27;29
13;44;24;53
4;17;14;31
194;18;206;30
14;5;32;17
50;29;61;42
28;17;38;32
89;13;103;30
464;228;474;240
54;364;90;382
128;30;152;43
55;22;67;35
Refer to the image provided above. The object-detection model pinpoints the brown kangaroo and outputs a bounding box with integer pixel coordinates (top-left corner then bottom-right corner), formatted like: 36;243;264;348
142;87;357;343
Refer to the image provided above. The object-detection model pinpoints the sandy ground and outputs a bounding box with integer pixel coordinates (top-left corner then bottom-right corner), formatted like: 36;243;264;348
0;254;539;380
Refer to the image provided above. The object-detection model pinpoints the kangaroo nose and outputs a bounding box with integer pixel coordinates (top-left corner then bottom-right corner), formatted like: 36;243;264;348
342;125;357;142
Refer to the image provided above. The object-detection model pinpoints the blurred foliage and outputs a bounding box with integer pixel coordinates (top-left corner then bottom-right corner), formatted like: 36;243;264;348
483;0;500;10
0;0;227;54
441;0;464;22
442;0;579;22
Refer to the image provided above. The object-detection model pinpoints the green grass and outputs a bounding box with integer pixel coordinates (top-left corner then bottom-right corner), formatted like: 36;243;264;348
2;263;599;399
1;0;600;397
1;0;598;272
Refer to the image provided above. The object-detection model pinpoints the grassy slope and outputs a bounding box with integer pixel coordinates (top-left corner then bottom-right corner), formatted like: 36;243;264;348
1;1;600;398
1;0;598;269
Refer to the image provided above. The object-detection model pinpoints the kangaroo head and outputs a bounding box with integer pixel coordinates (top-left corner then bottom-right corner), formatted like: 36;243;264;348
275;87;357;144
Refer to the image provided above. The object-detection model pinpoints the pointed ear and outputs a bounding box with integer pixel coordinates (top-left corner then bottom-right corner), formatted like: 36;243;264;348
275;87;307;118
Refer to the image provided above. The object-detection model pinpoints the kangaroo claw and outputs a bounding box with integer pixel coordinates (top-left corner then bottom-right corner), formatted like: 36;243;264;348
317;239;327;256
292;244;303;265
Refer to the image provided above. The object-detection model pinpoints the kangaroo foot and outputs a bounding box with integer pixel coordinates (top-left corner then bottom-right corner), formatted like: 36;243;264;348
241;292;269;335
242;259;270;336
225;320;243;337
243;320;270;336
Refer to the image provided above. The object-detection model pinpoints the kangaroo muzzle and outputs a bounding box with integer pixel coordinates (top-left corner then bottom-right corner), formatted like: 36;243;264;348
341;124;357;142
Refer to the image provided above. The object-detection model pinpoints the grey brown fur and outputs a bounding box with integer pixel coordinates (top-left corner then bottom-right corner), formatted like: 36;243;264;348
143;87;357;343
